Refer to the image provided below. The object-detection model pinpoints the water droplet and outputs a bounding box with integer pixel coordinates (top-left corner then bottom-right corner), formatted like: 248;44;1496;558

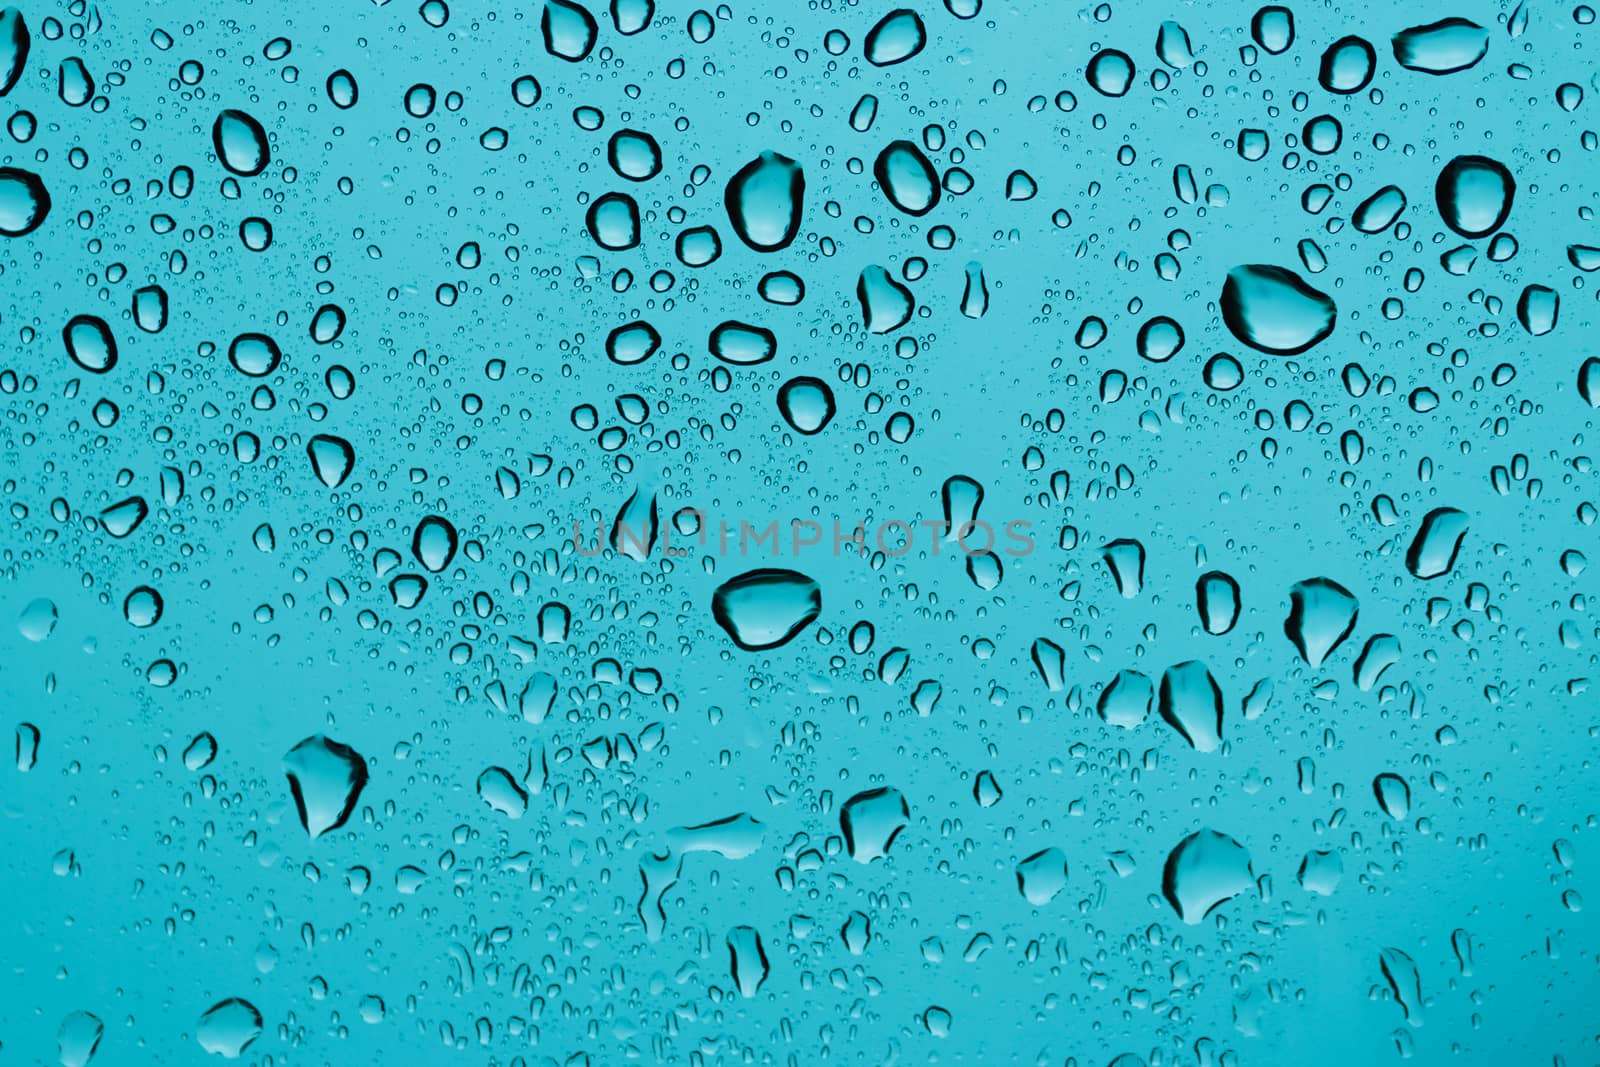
586;192;640;250
307;434;356;488
1516;283;1558;335
840;786;909;862
283;735;369;838
212;109;269;176
725;151;804;252
100;496;149;538
1086;49;1135;96
1436;155;1514;238
1251;5;1293;54
63;315;116;373
606;320;660;365
1378;948;1424;1025
0;8;29;97
183;732;218;771
608;128;662;181
1374;772;1411;819
1196;570;1240;634
326;68;358;108
1098;669;1152;729
708;320;776;365
1392;18;1488;74
1220;264;1336;355
542;0;598;61
1352;185;1406;233
1406;507;1469;579
777;376;835;434
1155;21;1193;68
1162;829;1254;924
727;926;770;996
1284;577;1359;668
196;998;263;1058
857;265;914;333
1297;849;1343;895
711;568;820;650
413;515;458;572
1016;847;1069;904
477;766;529;817
123;586;163;627
0;165;49;236
863;8;925;66
1136;316;1184;362
228;332;281;377
874;140;940;216
1318;36;1376;94
1101;538;1145;597
1159;661;1224;752
56;1010;103;1067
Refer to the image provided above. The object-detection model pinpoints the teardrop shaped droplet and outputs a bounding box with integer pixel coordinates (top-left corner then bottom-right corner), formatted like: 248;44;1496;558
1196;570;1241;634
1284;577;1359;668
1158;660;1224;752
212;109;269;176
711;568;820;650
413;514;459;572
1100;538;1145;597
307;434;356;488
283;735;369;838
1373;772;1411;819
1220;264;1336;355
725;151;804;252
873;139;940;216
777;376;836;434
1392;18;1488;74
840;786;909;861
1436;155;1513;238
863;8;925;66
1162;829;1254;924
63;314;116;373
0;165;48;236
542;0;598;61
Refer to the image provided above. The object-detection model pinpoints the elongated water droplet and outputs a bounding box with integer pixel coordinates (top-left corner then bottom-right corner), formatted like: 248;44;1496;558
1406;507;1469;579
57;1010;103;1067
183;732;218;771
1162;829;1253;924
711;568;820;650
1196;570;1240;634
1101;538;1145;597
1159;661;1223;752
1284;577;1359;668
284;735;369;838
1352;185;1406;233
1378;948;1424;1025
841;910;871;954
960;262;988;318
1155;21;1193;68
725;151;804;252
1221;264;1336;355
863;8;925;66
0;8;28;96
727;926;770;996
1392;18;1488;74
1354;633;1401;690
874;139;939;216
709;320;776;365
212;109;269;176
100;496;149;538
840;786;909;861
63;315;116;373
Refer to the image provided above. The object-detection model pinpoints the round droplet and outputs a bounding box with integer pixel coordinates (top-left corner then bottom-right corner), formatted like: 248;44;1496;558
1318;35;1376;94
228;332;282;377
1436;155;1513;237
123;586;163;627
777;376;836;434
413;515;458;572
0;165;49;236
711;568;821;650
326;69;358;108
725;151;804;252
1086;49;1135;96
1251;5;1293;54
1136;316;1184;362
863;8;925;66
63;315;117;373
586;192;640;250
1302;115;1341;154
606;320;661;365
1203;353;1243;390
212;109;270;176
1220;264;1336;355
874;140;940;216
608;128;662;181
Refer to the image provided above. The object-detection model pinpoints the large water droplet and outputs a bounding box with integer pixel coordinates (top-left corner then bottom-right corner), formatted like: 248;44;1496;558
413;515;458;572
63;315;116;373
1379;948;1425;1025
586;192;640;250
283;734;369;838
212;109;269;176
1196;570;1241;634
1162;829;1254;924
840;786;909;861
1516;283;1557;335
0;8;29;97
17;597;56;641
711;568;820;650
1284;577;1359;668
307;434;356;488
863;8;925;66
1352;185;1406;233
874;139;939;216
727;926;770;996
1406;507;1469;579
477;766;529;817
100;496;149;538
1392;18;1488;74
1100;538;1145;597
1220;264;1336;355
857;265;914;333
1435;155;1513;238
1097;669;1152;729
725;151;804;252
1298;849;1343;895
1251;5;1293;54
56;1010;103;1067
777;376;835;434
1086;48;1135;96
1016;847;1069;904
708;320;776;365
608;128;661;181
0;165;48;236
1159;661;1224;752
1318;35;1376;94
196;998;263;1058
227;332;281;377
542;0;598;61
1373;772;1411;819
606;320;660;365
